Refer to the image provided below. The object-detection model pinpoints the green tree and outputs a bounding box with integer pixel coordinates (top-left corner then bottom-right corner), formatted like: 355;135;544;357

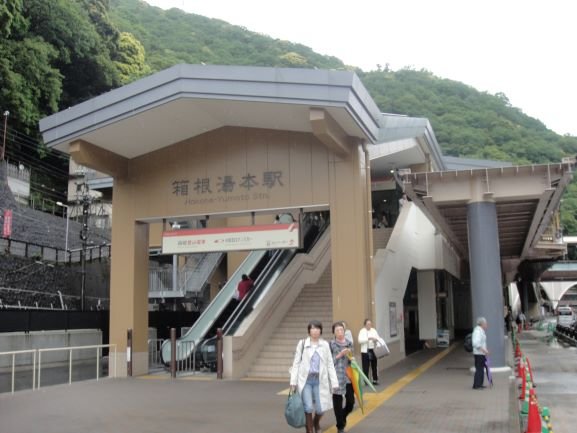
0;38;62;133
23;0;120;107
0;0;25;38
114;32;150;84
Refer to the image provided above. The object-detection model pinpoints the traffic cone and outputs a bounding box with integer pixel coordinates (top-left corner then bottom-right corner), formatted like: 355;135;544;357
519;361;527;399
517;354;525;380
520;376;532;415
515;343;522;375
526;388;541;433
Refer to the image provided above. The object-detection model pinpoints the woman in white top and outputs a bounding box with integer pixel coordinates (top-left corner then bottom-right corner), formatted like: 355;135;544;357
357;319;381;385
290;320;339;433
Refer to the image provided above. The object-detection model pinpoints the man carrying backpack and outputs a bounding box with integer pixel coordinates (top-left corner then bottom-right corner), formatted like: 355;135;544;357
472;317;489;390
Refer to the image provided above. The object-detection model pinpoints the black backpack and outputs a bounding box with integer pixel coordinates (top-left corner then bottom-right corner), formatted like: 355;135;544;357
464;333;473;352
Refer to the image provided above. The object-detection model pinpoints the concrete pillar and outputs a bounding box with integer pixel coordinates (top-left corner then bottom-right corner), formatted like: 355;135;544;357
519;280;530;313
109;179;150;376
329;145;373;335
417;270;437;341
467;200;506;367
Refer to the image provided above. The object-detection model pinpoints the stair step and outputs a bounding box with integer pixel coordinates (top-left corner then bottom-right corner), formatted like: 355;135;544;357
246;263;334;379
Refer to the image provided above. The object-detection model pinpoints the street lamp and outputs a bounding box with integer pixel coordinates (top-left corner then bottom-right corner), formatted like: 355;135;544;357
56;201;69;254
1;110;9;161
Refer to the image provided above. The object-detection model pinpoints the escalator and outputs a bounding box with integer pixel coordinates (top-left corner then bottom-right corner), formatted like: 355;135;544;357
160;212;328;368
198;214;328;369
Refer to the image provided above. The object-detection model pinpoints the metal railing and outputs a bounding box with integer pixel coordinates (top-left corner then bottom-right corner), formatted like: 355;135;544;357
37;344;116;389
0;349;37;394
148;339;165;369
3;160;31;182
0;344;117;394
0;344;116;394
0;287;109;311
174;340;196;375
149;252;223;296
0;236;111;264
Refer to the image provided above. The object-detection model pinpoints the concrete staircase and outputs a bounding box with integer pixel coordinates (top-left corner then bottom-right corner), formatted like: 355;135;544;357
373;228;393;253
245;266;333;379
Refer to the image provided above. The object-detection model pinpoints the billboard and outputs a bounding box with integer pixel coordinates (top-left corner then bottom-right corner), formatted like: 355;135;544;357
162;223;299;254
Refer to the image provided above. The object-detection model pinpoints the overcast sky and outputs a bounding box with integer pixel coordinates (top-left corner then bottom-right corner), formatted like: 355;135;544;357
144;0;576;136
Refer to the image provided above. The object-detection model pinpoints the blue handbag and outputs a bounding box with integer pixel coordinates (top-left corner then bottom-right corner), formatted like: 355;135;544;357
285;389;306;428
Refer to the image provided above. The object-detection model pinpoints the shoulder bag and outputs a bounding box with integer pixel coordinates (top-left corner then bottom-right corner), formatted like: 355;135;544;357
285;340;306;428
373;337;390;359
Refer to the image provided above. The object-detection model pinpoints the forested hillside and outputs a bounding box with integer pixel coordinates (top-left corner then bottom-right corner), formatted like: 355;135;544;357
2;0;577;232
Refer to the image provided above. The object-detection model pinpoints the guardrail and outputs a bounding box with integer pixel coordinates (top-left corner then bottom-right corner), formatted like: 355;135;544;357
554;324;577;345
148;339;165;369
0;349;37;394
38;344;117;389
0;344;116;394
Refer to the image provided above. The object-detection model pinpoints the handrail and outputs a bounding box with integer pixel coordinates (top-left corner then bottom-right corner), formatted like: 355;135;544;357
200;213;330;361
0;349;36;394
161;250;267;363
37;344;117;389
222;249;289;334
227;213;329;334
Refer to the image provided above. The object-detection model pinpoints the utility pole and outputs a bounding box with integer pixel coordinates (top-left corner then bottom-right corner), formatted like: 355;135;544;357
77;178;91;311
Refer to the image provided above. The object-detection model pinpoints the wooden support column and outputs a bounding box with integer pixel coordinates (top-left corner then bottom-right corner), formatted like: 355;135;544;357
328;143;374;340
109;177;150;376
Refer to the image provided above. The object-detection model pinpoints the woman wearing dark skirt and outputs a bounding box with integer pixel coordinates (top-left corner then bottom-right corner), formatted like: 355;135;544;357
330;322;355;433
357;318;381;385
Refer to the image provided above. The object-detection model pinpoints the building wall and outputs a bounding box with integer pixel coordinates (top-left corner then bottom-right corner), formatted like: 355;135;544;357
108;126;374;376
373;203;460;348
128;127;330;218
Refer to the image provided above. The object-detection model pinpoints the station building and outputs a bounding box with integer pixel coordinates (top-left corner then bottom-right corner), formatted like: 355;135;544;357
40;65;572;378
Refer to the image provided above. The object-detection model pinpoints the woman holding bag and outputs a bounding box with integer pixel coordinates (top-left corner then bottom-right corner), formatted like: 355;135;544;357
290;320;340;433
357;319;382;385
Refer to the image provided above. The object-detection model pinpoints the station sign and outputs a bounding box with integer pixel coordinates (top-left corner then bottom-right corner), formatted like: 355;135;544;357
162;223;299;254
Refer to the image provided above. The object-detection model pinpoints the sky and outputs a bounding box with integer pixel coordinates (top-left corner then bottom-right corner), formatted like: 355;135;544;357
144;0;577;136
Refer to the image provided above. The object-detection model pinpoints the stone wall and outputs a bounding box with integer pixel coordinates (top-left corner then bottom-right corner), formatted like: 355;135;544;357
0;164;110;250
1;165;110;310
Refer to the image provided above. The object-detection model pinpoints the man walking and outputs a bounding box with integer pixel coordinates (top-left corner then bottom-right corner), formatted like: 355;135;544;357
472;317;489;390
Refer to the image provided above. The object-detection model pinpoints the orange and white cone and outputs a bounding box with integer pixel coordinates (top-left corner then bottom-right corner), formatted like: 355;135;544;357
519;362;527;400
526;388;541;433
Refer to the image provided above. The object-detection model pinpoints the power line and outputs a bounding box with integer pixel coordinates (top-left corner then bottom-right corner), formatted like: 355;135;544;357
4;146;69;177
2;124;68;159
4;140;69;176
1;126;70;177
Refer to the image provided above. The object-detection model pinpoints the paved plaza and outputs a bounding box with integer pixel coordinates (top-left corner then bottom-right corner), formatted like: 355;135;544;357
1;342;520;433
2;329;574;433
